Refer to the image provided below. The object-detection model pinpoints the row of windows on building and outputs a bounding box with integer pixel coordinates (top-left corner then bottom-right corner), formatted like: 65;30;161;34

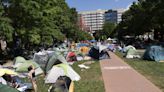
78;9;125;33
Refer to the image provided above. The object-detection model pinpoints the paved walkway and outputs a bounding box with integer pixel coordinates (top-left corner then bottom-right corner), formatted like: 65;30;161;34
100;52;162;92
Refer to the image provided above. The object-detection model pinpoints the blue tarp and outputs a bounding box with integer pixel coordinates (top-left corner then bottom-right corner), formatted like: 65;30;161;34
143;46;164;62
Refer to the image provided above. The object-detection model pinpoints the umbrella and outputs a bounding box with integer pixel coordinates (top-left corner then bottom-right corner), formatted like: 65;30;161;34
0;68;18;77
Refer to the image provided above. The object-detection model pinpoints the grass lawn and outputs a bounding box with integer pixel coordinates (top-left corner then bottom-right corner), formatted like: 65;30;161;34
24;61;104;92
72;61;105;92
115;51;164;92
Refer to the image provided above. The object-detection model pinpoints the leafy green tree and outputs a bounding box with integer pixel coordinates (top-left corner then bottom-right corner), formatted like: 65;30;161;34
117;0;164;41
0;1;13;42
0;0;92;52
95;22;116;40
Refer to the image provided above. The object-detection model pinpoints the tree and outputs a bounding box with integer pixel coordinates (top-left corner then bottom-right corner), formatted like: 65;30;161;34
117;0;164;41
0;0;92;53
0;1;14;42
95;22;116;40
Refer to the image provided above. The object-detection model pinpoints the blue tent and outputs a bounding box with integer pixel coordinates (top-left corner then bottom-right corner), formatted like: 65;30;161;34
143;46;164;62
77;43;89;48
89;40;96;43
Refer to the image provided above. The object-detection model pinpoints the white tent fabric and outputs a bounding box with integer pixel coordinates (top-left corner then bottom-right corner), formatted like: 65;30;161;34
45;64;80;84
107;37;112;40
98;45;108;53
0;77;7;85
123;45;136;52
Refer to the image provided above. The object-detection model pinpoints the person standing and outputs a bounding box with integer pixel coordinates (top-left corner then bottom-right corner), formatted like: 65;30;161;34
28;65;37;92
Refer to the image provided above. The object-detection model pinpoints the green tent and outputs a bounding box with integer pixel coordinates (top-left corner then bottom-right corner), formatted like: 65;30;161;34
45;53;68;73
14;56;26;64
0;84;20;92
45;64;80;83
14;57;44;75
15;60;39;72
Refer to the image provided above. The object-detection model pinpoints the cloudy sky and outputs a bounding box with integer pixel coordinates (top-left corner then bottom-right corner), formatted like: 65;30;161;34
66;0;137;11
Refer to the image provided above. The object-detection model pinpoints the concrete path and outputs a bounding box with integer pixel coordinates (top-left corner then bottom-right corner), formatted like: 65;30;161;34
100;52;162;92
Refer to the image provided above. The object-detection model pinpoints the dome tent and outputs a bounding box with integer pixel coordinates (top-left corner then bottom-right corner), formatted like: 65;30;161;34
143;45;164;62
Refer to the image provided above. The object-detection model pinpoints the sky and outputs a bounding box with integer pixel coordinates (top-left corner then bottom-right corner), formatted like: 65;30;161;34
66;0;137;11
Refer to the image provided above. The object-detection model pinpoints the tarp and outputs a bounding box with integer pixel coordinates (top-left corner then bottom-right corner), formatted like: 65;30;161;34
45;53;68;73
45;64;80;84
143;46;164;62
0;68;18;77
0;84;20;92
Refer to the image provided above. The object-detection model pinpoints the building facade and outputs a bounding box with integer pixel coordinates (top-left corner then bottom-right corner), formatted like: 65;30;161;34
78;10;107;33
78;9;125;33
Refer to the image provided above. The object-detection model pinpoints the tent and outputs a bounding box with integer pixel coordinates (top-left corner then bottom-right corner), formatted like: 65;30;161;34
107;37;112;41
99;50;110;60
0;77;7;85
89;39;96;43
98;45;108;53
45;53;68;73
108;44;116;52
14;56;26;64
79;46;90;55
88;46;99;60
77;43;89;48
99;45;110;60
66;52;77;62
45;64;80;84
125;48;140;59
123;45;136;53
14;57;43;75
88;46;110;60
48;76;74;92
33;51;55;69
143;46;164;62
0;84;20;92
